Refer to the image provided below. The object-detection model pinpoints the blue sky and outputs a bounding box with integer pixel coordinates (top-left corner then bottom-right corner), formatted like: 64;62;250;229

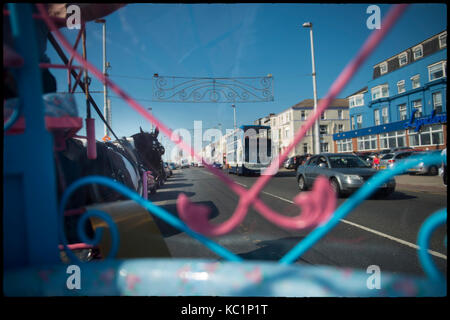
46;3;447;154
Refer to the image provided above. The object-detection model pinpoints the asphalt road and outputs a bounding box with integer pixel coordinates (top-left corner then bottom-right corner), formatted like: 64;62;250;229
149;167;447;278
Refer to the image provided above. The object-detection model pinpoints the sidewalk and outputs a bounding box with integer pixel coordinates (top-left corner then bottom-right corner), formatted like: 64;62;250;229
277;168;446;194
394;173;446;194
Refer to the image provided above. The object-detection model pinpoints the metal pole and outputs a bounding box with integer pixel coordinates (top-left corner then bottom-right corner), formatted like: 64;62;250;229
232;104;237;130
102;21;110;137
309;27;321;155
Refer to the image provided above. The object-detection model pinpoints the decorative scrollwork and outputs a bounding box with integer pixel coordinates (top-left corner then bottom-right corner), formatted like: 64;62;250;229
152;75;274;103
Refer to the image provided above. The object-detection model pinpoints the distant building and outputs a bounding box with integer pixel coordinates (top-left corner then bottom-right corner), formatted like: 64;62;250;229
269;98;349;157
334;30;447;152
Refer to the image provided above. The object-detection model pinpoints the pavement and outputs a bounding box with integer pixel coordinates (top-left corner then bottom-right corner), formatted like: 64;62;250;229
277;167;446;194
394;173;447;194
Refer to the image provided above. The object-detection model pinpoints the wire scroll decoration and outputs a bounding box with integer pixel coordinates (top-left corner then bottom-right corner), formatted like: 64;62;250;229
34;3;447;289
152;74;274;103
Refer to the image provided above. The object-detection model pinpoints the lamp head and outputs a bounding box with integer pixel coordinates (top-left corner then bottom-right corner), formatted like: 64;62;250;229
302;22;312;28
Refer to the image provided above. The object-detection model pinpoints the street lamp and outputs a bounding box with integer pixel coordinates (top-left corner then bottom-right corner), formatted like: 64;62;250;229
95;19;111;138
231;104;237;130
147;107;154;131
302;21;320;155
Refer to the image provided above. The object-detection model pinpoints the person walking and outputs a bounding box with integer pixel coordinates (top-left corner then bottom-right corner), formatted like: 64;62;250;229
373;153;380;170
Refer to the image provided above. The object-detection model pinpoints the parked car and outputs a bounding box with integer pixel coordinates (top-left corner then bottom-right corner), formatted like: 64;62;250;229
212;162;223;169
379;151;417;170
197;162;204;167
407;150;441;175
296;153;395;197
181;159;190;168
168;162;177;170
284;155;308;170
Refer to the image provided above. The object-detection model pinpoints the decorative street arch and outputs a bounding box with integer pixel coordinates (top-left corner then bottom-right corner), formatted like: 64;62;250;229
152;74;274;103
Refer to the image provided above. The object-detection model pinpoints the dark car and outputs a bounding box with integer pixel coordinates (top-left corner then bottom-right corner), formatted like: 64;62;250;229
212;162;223;169
284;155;308;170
296;153;395;197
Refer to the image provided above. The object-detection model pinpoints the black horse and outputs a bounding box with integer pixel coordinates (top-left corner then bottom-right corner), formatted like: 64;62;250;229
55;127;166;244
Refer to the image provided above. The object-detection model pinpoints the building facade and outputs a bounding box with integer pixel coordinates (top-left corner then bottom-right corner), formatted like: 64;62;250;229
269;98;349;157
334;30;447;153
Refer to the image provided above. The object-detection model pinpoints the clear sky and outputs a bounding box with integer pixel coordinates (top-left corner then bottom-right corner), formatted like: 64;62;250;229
46;3;447;155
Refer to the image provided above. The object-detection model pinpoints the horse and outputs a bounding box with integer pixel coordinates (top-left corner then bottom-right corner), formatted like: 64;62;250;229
54;127;166;245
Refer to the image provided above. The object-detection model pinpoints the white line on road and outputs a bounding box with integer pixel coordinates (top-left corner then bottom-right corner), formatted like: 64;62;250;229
213;174;447;260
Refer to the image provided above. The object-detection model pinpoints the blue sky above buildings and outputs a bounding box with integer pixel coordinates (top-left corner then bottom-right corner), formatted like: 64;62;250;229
46;3;447;153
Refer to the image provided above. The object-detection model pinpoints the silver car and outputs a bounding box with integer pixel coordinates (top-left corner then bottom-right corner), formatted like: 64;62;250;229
296;153;396;197
407;151;441;175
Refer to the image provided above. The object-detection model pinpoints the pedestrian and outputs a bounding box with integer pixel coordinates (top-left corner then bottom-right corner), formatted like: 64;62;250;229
373;153;380;170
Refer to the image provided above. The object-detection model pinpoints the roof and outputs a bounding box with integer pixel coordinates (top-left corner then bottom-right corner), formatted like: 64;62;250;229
291;98;349;109
346;87;368;98
373;29;446;68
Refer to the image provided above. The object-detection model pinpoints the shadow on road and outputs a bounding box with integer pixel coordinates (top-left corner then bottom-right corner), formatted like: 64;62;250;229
161;183;194;189
274;170;297;178
152;200;220;237
237;237;313;264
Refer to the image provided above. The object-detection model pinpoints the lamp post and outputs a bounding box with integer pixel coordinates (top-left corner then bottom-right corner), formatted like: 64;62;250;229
231;104;237;130
95;18;111;138
147;107;154;131
302;22;320;155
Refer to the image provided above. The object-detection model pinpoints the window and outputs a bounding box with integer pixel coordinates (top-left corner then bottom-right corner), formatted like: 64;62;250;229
413;45;423;59
336;139;353;152
320;112;326;120
374;109;380;126
356;115;362;129
380;130;406;149
398;104;407;121
382;107;389;124
398;52;408;66
357;135;377;151
320;142;329;153
301;110;306;120
319;125;328;135
338;110;343;120
371;84;389;100
349;94;364;108
412;100;422;118
337;124;344;133
428;61;446;81
351;116;355;130
411;75;420;89
439;32;447;48
379;62;387;74
284;127;290;138
397;80;405;94
432;92;443;114
409;124;444;147
303;143;308;154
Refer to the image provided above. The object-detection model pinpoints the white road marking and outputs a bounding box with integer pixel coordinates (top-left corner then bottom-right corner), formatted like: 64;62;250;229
207;172;447;260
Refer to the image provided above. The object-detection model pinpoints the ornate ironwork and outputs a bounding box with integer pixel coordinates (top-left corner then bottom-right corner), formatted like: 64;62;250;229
152;75;274;103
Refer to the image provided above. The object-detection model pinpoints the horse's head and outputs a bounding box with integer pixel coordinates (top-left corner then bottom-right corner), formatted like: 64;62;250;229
132;127;165;171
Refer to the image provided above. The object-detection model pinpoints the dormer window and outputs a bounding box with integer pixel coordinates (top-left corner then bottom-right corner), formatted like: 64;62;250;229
379;62;388;74
413;45;423;60
398;52;408;66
